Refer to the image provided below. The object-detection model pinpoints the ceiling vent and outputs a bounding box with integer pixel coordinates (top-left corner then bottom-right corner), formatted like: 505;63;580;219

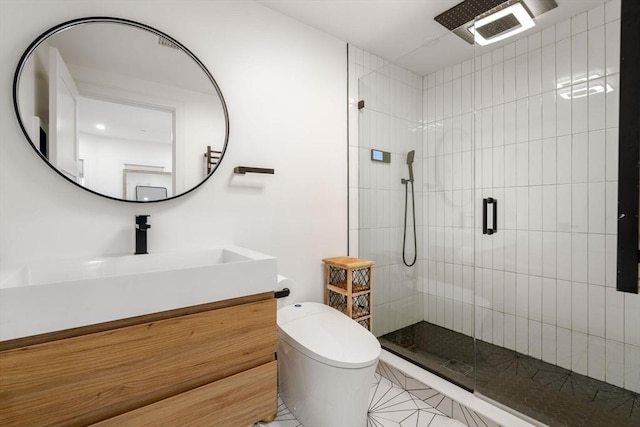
435;0;558;45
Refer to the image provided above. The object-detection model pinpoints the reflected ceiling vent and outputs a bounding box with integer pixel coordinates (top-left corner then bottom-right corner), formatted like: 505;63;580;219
157;36;181;50
435;0;558;45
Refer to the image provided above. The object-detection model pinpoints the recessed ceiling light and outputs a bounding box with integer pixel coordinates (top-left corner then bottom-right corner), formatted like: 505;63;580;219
95;123;105;130
468;3;535;46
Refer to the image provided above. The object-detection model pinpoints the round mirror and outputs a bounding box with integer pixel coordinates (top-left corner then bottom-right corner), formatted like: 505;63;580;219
13;17;229;202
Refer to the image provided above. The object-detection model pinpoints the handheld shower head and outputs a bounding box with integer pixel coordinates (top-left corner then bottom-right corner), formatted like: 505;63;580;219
406;150;415;165
402;150;417;267
406;150;415;183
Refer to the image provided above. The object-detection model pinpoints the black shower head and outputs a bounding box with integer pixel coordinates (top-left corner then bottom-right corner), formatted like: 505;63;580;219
406;150;415;183
407;150;415;165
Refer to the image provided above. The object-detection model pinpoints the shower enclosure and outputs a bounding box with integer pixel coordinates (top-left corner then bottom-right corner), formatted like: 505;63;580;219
349;0;639;425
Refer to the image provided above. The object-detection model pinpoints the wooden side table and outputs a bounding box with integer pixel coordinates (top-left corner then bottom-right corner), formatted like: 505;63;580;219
322;256;374;331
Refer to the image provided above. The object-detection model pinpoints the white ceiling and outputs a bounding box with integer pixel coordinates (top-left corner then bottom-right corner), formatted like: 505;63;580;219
257;0;609;75
42;22;214;145
78;97;173;144
47;22;216;94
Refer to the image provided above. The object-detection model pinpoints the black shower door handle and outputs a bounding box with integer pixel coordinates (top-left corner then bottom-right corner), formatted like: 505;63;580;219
483;197;497;235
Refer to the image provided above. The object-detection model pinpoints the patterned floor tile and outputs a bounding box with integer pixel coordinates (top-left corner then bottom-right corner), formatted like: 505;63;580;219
255;366;466;427
376;360;500;427
254;398;302;427
377;359;409;389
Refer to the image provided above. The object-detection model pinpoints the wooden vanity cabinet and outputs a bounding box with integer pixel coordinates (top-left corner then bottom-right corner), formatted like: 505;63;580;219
0;292;277;426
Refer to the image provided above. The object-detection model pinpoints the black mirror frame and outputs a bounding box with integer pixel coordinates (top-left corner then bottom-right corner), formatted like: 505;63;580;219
12;16;230;203
616;0;639;293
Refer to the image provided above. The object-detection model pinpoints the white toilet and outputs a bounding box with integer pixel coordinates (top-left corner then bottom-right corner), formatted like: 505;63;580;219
277;302;381;427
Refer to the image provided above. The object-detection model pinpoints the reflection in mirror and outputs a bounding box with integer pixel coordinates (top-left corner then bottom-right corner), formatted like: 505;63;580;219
14;17;229;202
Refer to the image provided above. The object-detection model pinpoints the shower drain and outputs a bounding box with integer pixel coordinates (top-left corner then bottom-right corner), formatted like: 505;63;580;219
442;359;473;376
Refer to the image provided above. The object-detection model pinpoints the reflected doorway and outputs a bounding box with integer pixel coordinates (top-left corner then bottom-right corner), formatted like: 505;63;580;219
78;97;175;201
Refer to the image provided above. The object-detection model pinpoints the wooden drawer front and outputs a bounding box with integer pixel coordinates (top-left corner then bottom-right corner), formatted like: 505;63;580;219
94;361;277;427
0;298;276;426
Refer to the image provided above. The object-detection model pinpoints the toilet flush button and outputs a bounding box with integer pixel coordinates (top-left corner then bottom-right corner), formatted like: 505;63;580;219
295;304;302;307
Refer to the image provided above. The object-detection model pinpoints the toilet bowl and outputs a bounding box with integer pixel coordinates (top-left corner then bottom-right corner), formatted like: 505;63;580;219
277;302;381;427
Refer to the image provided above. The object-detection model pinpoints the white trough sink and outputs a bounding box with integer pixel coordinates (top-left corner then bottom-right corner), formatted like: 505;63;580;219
0;246;277;341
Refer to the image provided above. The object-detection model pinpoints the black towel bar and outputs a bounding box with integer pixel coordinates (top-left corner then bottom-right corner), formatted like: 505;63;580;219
234;166;275;175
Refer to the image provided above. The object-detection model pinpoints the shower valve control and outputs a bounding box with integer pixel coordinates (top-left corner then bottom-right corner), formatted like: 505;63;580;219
370;149;390;163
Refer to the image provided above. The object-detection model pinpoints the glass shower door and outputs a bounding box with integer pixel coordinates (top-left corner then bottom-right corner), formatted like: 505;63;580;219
468;3;639;426
415;43;478;391
469;2;556;416
354;37;478;391
356;62;424;349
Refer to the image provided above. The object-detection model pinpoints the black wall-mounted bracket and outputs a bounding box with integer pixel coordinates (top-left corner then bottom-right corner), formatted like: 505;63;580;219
233;166;275;175
274;288;290;299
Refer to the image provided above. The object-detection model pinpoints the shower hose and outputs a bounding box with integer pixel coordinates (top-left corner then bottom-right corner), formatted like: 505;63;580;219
402;179;417;267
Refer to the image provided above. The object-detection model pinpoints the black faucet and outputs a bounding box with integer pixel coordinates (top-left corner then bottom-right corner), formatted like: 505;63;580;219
135;215;151;255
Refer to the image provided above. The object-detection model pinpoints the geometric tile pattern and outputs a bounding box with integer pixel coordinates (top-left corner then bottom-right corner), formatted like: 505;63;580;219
253;398;302;427
368;373;462;426
376;361;501;427
381;321;640;427
254;359;501;427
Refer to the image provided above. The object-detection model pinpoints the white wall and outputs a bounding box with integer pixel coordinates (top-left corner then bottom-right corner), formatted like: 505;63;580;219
80;133;173;199
0;0;347;304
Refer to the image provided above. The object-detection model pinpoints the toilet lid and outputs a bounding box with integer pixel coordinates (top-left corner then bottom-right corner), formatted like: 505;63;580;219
277;302;381;369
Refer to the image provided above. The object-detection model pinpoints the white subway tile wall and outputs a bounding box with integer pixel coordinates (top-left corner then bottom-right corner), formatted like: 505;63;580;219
420;0;638;394
349;0;638;394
